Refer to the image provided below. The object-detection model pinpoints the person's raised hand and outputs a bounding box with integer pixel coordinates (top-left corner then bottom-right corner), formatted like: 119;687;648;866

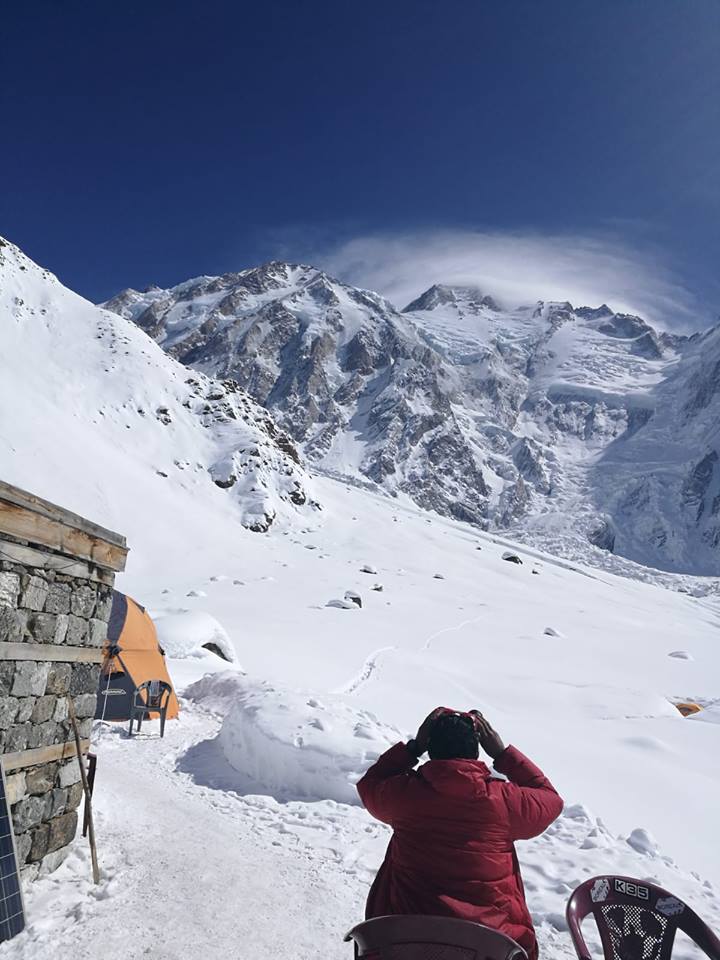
468;710;506;760
407;706;452;757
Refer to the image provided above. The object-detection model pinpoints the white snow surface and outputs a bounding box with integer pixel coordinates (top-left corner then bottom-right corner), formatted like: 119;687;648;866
0;240;719;959
186;672;402;803
0;238;315;542
4;471;718;960
153;609;237;663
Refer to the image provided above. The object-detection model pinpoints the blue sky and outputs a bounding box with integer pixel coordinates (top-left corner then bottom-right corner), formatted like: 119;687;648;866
2;1;718;326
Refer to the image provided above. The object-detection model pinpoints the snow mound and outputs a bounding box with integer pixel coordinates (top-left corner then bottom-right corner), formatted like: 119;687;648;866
185;671;402;803
689;705;720;725
154;610;237;663
626;827;659;856
183;669;247;714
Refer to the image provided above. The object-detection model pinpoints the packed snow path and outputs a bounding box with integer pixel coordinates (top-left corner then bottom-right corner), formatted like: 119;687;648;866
7;706;368;959
4;694;718;960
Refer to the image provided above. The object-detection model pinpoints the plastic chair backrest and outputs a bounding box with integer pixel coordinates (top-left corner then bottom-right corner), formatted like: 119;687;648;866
134;679;172;710
344;916;528;960
566;876;720;960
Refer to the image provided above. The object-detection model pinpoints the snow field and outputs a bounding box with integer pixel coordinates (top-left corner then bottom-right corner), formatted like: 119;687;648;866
1;238;719;958
5;695;718;960
1;473;718;960
133;474;720;893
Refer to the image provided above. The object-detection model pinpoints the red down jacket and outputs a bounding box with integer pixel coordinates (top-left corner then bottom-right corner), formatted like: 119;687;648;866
356;742;563;960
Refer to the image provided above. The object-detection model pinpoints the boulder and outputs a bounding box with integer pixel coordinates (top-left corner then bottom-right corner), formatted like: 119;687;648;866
46;662;72;696
12;794;49;834
21;576;49;612
326;598;357;610
44;582;71;615
0;572;21;607
11;662;50;698
28;823;50;863
26;762;59;796
0;606;25;642
47;811;78;854
0;697;20;730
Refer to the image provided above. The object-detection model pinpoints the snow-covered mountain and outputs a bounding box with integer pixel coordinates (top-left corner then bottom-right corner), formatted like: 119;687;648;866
0;238;316;540
105;265;720;576
2;239;720;958
104;264;494;531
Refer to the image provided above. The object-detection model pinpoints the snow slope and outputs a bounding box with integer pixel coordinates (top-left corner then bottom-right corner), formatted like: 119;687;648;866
1;240;719;958
0;237;316;543
131;476;720;883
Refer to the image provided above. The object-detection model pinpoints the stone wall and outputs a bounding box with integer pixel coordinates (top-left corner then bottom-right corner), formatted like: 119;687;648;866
0;555;114;880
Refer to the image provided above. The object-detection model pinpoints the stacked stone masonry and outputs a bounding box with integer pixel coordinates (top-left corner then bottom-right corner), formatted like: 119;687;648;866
0;503;123;881
0;482;126;880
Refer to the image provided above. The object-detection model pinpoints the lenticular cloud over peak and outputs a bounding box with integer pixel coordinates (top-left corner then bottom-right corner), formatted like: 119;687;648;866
313;228;698;329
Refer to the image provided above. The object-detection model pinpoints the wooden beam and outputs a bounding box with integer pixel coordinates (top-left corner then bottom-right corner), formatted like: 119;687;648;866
0;481;126;547
0;540;113;584
0;501;127;572
0;479;127;573
0;643;104;664
3;739;91;772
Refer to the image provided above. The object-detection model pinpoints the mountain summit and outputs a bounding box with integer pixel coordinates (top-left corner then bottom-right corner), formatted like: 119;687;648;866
105;262;720;576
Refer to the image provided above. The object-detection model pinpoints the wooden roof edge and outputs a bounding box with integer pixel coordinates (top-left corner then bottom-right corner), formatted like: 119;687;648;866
0;479;128;572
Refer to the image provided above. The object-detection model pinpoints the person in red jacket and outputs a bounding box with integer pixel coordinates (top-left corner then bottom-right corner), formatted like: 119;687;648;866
356;707;563;960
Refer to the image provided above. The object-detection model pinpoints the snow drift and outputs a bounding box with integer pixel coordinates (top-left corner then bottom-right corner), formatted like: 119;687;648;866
185;671;403;803
154;610;237;663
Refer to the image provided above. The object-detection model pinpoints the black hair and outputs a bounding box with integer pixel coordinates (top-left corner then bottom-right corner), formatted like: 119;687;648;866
427;713;479;760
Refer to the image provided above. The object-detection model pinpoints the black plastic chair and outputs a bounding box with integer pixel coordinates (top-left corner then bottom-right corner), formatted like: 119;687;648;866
567;875;720;960
344;916;528;960
128;680;173;738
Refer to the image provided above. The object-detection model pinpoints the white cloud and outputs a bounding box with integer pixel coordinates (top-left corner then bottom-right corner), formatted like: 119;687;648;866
303;228;699;330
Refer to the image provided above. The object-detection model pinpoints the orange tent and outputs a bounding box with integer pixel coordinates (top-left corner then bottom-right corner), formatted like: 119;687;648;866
95;591;179;723
675;702;702;718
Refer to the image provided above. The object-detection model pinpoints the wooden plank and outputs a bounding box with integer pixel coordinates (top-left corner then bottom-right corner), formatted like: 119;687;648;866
3;739;91;772
0;540;103;583
0;480;126;548
0;501;128;572
0;643;104;664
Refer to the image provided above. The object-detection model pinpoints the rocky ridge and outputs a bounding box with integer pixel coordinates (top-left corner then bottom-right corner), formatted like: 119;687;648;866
105;263;720;576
